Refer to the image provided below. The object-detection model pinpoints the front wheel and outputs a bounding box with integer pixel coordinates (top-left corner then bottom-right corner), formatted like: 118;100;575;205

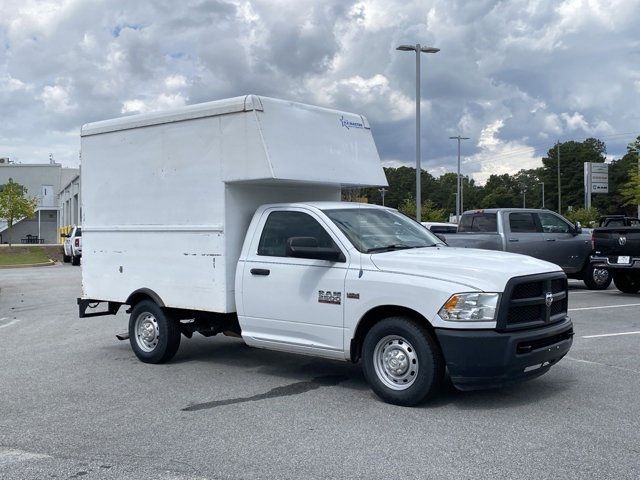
63;254;71;263
582;263;611;290
128;300;181;363
362;317;444;406
613;272;640;294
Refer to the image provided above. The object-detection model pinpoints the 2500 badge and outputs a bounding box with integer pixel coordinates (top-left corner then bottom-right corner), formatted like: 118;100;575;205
318;290;342;305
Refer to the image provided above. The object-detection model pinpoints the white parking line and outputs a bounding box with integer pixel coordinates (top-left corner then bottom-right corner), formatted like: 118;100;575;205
0;318;20;329
569;303;640;312
582;331;640;339
566;357;640;375
0;447;50;466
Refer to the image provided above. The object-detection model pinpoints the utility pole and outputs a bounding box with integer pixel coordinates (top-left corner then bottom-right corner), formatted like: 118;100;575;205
397;44;439;221
557;141;561;214
523;189;527;208
378;187;387;206
539;182;545;208
449;135;469;221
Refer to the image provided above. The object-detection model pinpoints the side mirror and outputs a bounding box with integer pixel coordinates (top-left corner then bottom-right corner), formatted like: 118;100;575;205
573;222;582;235
286;237;344;262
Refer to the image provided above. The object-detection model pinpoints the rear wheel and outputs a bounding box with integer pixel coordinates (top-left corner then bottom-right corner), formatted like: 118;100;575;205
63;254;71;263
128;300;181;363
582;263;611;290
71;255;80;266
613;272;640;294
362;316;444;406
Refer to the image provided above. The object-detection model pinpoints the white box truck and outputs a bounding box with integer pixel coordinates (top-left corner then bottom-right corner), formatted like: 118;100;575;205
78;95;573;406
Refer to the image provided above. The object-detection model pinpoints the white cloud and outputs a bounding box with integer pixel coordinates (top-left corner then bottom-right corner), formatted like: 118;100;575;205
39;83;74;112
0;0;637;175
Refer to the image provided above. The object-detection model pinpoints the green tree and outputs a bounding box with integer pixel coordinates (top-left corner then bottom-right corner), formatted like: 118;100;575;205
564;207;601;227
620;167;640;207
0;179;37;247
398;198;448;222
541;138;606;213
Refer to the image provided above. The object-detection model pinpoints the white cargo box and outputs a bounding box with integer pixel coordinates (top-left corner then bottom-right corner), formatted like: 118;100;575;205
81;95;387;313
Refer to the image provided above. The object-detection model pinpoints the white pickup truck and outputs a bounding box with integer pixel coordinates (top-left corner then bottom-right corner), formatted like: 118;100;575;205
78;95;573;406
62;225;82;265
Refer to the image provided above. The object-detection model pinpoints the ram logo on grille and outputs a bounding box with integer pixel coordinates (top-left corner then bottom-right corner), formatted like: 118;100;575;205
545;292;554;308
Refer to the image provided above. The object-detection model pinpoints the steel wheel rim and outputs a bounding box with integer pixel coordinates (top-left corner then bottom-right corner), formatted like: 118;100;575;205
593;268;609;285
134;313;159;352
373;335;419;391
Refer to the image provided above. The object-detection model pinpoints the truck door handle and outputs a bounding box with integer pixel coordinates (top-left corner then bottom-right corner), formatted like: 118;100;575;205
546;238;556;242
250;268;270;276
508;238;519;242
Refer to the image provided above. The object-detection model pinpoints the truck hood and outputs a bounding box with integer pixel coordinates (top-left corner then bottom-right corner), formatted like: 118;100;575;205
369;247;562;292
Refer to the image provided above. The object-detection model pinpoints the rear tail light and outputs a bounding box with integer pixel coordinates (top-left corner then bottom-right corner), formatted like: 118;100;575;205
75;238;80;247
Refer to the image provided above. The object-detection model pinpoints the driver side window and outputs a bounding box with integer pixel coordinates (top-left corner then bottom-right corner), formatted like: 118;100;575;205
258;211;336;258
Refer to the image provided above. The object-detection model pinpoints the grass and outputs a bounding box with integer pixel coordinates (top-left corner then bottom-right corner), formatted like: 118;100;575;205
0;246;52;266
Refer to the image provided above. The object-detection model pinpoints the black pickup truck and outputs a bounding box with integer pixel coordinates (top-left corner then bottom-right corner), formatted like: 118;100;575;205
591;225;640;293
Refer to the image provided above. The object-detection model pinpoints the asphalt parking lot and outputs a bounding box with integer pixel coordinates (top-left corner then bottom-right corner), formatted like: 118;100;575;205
1;265;639;479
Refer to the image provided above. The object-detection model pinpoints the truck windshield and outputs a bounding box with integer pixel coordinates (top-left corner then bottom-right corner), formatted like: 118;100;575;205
458;213;497;233
323;208;443;253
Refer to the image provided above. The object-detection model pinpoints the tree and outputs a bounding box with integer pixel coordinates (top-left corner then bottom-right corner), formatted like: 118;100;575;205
541;138;606;213
564;207;601;227
0;179;37;247
620;167;640;207
398;198;448;222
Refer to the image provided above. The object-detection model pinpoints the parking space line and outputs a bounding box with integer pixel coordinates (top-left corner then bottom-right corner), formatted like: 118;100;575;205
582;331;640;339
569;303;640;312
0;318;20;329
566;356;640;375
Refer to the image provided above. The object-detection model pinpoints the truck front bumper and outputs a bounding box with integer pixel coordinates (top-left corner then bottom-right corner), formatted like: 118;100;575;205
435;317;573;391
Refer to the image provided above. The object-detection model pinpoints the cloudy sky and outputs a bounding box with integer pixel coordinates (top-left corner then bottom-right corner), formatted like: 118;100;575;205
1;0;639;183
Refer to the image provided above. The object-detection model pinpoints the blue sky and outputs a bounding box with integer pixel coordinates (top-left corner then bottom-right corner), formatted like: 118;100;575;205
1;0;639;183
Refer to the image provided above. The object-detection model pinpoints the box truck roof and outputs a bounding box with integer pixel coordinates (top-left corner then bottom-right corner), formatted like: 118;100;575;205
81;95;387;188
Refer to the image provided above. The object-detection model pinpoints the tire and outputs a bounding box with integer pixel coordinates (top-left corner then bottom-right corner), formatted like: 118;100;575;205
71;255;80;266
128;300;181;363
582;263;612;290
613;272;640;294
361;316;444;406
63;254;71;263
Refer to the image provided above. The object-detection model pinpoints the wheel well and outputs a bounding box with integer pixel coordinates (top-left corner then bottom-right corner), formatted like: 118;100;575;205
125;288;165;308
349;305;434;363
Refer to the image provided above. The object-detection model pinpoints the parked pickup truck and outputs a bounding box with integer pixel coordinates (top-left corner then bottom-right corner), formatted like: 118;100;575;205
77;96;573;406
443;209;610;290
598;215;640;228
591;225;640;293
62;225;82;265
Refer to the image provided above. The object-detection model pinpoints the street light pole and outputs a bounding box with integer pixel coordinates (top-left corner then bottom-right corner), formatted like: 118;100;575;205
449;135;469;221
539;182;545;208
557;141;561;213
378;187;387;206
397;44;439;221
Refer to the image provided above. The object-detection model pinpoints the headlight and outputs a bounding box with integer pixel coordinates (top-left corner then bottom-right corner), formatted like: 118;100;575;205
438;293;499;321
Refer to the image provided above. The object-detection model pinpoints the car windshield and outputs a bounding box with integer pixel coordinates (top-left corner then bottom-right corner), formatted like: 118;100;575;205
323;208;444;253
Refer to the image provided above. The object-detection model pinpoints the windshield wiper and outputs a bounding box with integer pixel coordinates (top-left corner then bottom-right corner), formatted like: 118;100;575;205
366;244;417;253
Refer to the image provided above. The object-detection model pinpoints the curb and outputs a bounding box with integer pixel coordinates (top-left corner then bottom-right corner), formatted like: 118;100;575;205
0;259;57;269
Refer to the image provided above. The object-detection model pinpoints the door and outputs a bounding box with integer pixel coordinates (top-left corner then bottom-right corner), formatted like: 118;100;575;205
41;185;54;207
240;208;349;356
537;211;586;272
505;212;546;258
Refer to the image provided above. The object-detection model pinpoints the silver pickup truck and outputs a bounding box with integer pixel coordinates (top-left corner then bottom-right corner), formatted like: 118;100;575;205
442;208;610;290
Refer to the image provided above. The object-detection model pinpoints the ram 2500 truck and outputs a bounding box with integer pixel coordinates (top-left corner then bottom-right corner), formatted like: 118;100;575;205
77;95;573;406
591;225;640;293
443;208;610;290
